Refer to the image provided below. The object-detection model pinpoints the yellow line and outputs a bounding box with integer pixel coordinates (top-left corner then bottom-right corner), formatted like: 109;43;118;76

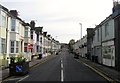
83;63;114;82
75;59;115;82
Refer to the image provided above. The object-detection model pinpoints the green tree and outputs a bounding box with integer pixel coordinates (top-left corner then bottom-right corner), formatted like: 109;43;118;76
68;39;75;52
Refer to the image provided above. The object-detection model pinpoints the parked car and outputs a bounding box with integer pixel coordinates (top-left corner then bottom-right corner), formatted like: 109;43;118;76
74;53;79;59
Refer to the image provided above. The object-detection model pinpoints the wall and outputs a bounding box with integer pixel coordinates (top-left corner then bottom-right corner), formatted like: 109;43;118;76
102;19;114;42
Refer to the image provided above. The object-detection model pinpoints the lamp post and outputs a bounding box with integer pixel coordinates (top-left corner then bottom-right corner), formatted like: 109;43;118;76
79;23;82;39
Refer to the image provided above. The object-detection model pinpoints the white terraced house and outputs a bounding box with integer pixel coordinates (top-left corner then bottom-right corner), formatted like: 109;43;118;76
0;5;9;68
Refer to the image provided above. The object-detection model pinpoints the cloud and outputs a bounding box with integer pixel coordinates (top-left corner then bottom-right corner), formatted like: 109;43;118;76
1;0;113;43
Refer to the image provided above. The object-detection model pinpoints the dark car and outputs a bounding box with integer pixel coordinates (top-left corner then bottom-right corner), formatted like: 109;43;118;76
74;53;79;59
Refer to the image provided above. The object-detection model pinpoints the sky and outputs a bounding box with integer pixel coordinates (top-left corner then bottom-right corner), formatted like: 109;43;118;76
1;0;113;43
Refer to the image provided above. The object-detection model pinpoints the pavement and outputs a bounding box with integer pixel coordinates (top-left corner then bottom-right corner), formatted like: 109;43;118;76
78;56;120;82
0;54;56;82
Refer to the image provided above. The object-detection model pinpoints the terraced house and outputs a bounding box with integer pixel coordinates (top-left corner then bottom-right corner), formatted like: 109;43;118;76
0;5;9;67
72;4;120;71
112;2;120;71
9;10;25;58
0;5;61;68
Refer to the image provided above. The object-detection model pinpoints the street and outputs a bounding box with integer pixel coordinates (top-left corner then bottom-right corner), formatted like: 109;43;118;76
3;48;108;82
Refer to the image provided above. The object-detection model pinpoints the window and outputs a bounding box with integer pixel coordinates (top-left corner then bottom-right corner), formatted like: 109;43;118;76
40;47;42;52
24;28;28;37
2;15;6;28
16;41;19;53
31;35;33;39
40;37;42;43
24;43;27;52
25;31;28;37
105;23;109;37
10;41;14;53
31;31;33;39
1;38;6;53
11;18;16;31
16;20;19;33
37;45;39;52
37;34;39;41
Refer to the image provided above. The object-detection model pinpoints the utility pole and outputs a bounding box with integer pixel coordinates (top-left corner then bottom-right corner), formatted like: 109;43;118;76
79;23;82;39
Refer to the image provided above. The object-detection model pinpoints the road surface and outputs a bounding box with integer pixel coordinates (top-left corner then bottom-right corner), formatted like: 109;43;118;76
3;48;108;82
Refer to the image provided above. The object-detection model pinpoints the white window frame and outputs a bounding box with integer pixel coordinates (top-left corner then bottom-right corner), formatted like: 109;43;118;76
11;18;16;31
2;15;6;28
16;41;19;53
1;38;6;53
10;40;15;53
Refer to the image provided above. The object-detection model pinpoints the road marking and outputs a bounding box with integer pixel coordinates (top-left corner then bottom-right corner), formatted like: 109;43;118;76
16;75;29;83
61;63;63;69
61;69;64;82
61;59;64;82
83;63;114;82
5;78;21;81
61;59;63;69
75;59;115;82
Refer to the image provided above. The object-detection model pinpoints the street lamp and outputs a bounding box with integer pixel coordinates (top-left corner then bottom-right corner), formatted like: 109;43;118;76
79;23;82;39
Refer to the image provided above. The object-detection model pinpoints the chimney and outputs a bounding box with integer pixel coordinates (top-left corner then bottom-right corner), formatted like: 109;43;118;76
112;0;120;13
43;32;47;37
10;10;18;17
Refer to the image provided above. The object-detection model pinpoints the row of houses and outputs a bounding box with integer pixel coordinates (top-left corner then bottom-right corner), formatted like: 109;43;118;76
0;4;61;68
72;2;120;71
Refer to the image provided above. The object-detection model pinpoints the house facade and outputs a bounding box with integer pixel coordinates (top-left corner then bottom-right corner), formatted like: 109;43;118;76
86;28;94;60
24;23;32;61
0;5;9;67
101;15;115;67
35;27;43;56
93;25;102;64
9;10;25;59
79;35;87;58
0;4;61;68
73;40;80;56
112;2;120;71
30;21;37;56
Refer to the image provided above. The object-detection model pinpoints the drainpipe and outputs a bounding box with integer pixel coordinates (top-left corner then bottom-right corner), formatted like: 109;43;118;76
5;16;8;59
4;15;9;66
100;25;103;64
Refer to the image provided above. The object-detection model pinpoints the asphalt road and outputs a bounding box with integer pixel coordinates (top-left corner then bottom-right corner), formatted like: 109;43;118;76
3;48;109;82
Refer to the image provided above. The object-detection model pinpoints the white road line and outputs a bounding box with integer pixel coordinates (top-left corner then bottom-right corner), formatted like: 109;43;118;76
61;59;64;82
16;75;29;83
6;78;21;81
61;63;63;69
61;69;64;82
61;58;62;63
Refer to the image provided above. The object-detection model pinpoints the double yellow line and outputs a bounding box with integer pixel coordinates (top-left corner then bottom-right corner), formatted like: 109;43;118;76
75;59;118;83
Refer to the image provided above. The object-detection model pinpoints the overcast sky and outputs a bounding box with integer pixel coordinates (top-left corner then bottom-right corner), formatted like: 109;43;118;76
1;0;113;43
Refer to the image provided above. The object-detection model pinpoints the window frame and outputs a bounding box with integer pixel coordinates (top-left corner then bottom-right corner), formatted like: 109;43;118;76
11;18;16;31
1;38;6;53
10;41;15;53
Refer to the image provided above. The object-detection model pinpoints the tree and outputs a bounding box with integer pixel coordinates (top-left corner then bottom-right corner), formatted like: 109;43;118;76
68;39;75;52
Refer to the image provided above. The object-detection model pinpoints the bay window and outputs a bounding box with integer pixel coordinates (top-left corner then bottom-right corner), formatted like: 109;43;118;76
2;15;6;28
